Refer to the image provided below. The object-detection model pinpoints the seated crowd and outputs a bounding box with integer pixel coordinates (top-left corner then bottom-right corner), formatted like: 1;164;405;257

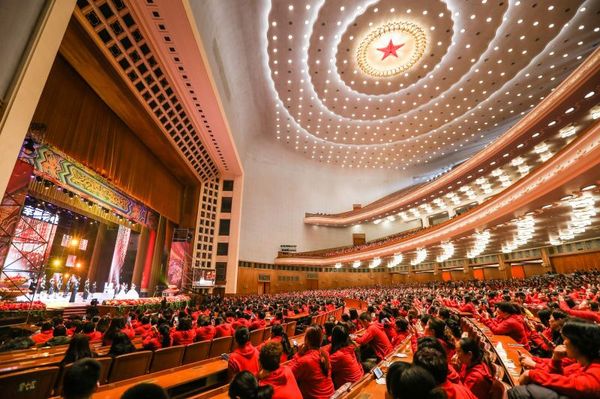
0;271;599;399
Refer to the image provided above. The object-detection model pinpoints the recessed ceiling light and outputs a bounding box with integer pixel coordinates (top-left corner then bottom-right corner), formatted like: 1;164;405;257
581;184;597;192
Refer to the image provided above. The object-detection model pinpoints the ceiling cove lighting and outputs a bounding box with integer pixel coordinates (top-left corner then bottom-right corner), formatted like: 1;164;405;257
436;241;455;262
369;257;382;269
559;192;596;241
410;248;427;265
559;124;577;139
388;253;403;268
334;262;342;269
502;215;536;253
352;260;362;268
467;230;491;258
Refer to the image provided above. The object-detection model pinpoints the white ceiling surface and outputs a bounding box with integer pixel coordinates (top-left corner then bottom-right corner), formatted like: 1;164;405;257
188;0;600;262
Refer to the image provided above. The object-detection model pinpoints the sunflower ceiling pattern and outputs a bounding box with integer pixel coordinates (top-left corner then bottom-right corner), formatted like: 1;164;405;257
266;0;600;169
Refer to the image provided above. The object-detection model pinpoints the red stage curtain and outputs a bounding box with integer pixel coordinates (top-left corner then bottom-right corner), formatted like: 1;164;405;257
441;271;452;281
32;56;184;222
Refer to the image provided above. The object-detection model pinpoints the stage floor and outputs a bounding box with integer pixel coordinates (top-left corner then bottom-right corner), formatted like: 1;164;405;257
17;293;112;309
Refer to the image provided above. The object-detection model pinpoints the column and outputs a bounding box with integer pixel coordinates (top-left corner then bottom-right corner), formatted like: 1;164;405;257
0;1;75;197
540;247;553;272
225;175;244;294
87;223;106;284
498;254;511;279
131;226;149;287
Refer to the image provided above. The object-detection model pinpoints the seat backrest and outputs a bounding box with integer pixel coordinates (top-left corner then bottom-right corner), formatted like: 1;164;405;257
488;379;508;399
208;336;233;358
286;321;297;337
149;345;185;373
262;327;272;342
107;351;153;383
249;329;263;347
182;341;211;364
55;357;112;395
0;366;59;399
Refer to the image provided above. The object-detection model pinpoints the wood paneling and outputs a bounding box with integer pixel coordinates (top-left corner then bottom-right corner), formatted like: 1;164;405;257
552;251;600;274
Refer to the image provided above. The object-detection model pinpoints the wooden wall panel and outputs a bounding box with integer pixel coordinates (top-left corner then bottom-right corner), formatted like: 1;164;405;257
523;264;547;277
483;267;506;280
551;251;600;274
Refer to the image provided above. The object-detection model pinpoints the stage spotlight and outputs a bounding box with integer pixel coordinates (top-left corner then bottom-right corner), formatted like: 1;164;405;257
23;138;36;154
43;181;52;190
76;262;81;268
68;191;75;199
52;258;61;267
35;175;43;183
70;238;79;247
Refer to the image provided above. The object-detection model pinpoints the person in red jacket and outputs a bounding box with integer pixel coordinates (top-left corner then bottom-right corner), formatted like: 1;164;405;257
249;311;267;331
414;347;478;399
143;324;172;350
558;296;600;323
195;316;216;342
228;327;260;379
391;318;411;347
288;325;335;399
32;322;54;345
133;316;152;336
260;324;293;364
513;319;600;399
214;317;234;338
481;302;529;347
328;325;364;389
171;317;196;346
355;312;393;361
257;342;302;399
82;322;102;343
456;338;493;399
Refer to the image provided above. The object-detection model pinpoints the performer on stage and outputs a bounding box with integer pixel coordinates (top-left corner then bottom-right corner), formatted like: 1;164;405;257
36;275;46;295
91;281;96;296
83;279;90;301
69;277;79;303
55;278;62;299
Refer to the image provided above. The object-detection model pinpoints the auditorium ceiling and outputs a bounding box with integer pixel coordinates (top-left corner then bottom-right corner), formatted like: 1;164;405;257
194;0;600;171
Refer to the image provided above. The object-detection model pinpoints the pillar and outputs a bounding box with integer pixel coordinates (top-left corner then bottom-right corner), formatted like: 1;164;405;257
540;247;553;272
498;254;511;279
148;216;167;294
131;226;149;287
87;223;106;284
0;0;75;198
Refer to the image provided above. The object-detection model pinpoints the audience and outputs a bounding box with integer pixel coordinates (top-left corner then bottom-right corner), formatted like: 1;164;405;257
121;383;169;399
108;331;136;357
288;325;335;399
62;334;96;365
257;342;302;399
455;338;493;399
63;358;101;399
355;312;393;361
228;327;260;378
229;370;273;399
327;325;363;388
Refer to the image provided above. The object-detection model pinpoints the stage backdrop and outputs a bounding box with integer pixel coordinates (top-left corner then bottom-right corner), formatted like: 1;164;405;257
167;242;189;288
107;225;131;287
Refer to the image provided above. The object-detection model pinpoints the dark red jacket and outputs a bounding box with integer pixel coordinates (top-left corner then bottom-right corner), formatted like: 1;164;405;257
228;342;259;376
459;362;493;399
482;314;529;346
289;349;335;399
215;323;234;338
559;301;600;323
195;325;216;342
32;330;53;345
259;366;303;399
440;380;478;399
328;345;364;388
84;331;102;343
249;319;266;331
171;329;196;346
529;359;600;399
355;323;392;360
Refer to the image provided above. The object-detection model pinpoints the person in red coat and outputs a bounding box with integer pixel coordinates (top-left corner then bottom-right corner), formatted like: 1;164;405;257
133;316;152;336
228;327;260;379
171;317;196;346
327;325;364;389
143;324;172;350
391;318;411;347
32;322;53;345
214;317;234;338
558;296;600;323
288;325;335;399
414;347;478;399
257;342;302;399
82;322;102;343
195;317;216;342
355;312;393;361
514;319;600;399
481;302;529;347
249;311;267;331
456;338;493;399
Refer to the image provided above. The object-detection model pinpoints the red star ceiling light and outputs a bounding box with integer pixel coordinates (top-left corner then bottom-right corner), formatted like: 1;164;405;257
377;39;405;60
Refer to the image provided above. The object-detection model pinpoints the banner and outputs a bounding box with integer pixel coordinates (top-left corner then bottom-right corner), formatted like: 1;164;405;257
167;242;189;288
107;225;131;287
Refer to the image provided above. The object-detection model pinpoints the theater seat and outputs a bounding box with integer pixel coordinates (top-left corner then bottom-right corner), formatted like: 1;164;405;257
0;366;59;399
107;351;153;383
249;328;263;347
182;341;211;364
286;321;297;337
55;357;112;395
262;327;272;342
489;379;509;399
149;345;185;373
208;336;233;358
